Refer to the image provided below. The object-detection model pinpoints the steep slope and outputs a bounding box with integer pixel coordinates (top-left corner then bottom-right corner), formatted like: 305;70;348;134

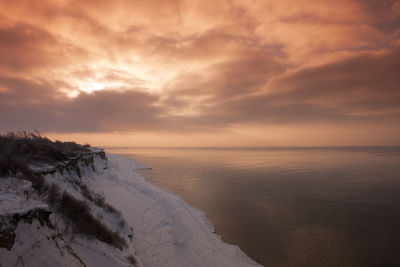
83;154;261;267
0;178;86;267
1;147;141;267
1;145;260;266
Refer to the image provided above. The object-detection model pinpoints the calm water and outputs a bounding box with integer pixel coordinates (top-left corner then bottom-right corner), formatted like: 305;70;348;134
107;147;400;267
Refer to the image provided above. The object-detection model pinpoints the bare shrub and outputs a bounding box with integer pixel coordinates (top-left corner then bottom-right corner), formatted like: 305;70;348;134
58;192;127;249
46;183;61;207
0;132;127;250
78;183;122;217
0;131;92;193
126;255;137;266
0;131;91;167
96;212;104;220
79;183;94;201
118;219;126;228
93;195;121;216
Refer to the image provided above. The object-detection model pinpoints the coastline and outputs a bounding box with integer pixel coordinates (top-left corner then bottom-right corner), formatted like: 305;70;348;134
0;145;261;267
96;153;261;266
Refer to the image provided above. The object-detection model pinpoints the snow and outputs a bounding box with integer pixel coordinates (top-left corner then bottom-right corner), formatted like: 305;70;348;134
83;154;261;267
0;218;85;267
88;147;104;153
1;178;83;267
71;237;136;267
0;152;261;267
0;177;48;216
29;164;56;173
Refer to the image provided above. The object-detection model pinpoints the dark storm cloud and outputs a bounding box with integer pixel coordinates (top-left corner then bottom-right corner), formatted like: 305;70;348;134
0;76;166;132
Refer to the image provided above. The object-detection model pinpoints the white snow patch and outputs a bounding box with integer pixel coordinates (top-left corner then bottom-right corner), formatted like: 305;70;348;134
0;218;85;267
85;154;261;267
71;237;135;267
29;164;56;173
0;177;47;216
1;152;261;267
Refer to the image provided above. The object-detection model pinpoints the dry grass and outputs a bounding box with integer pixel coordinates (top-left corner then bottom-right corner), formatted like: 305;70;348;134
0;131;127;250
0;131;91;165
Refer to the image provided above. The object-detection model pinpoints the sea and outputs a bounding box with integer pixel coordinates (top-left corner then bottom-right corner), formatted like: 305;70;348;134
106;146;400;267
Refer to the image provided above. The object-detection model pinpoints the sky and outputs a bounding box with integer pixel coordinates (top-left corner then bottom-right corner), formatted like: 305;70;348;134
0;0;399;146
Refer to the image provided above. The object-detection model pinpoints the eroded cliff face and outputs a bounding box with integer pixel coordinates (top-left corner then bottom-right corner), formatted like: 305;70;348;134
32;148;107;177
0;208;52;250
1;148;260;267
0;149;139;267
0;207;87;267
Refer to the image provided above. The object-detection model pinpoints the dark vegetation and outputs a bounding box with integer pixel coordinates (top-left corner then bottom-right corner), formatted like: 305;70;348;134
0;131;91;191
0;131;127;250
78;183;121;216
126;255;137;265
0;131;91;165
44;185;127;249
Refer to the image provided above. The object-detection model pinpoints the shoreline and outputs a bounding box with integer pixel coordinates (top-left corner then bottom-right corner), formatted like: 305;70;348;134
100;153;261;266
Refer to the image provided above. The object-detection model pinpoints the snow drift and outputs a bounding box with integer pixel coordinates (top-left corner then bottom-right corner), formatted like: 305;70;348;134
1;149;261;267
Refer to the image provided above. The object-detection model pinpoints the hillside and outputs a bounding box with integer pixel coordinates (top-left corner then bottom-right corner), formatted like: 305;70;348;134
0;133;260;267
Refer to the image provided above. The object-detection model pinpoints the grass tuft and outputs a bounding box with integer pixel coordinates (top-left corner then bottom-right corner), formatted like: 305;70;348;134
0;131;127;250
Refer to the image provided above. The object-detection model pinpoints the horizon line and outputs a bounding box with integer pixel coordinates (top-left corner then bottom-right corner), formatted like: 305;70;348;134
101;145;400;149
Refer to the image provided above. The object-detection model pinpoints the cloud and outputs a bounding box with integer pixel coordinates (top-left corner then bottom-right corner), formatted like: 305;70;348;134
2;47;398;134
0;22;58;72
213;48;400;124
0;0;399;144
0;76;165;132
355;0;400;33
161;48;400;127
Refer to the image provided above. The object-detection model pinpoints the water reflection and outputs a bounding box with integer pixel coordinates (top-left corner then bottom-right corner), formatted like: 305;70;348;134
107;147;400;267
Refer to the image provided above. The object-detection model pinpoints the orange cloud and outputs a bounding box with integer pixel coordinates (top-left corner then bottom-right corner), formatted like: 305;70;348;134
0;0;399;145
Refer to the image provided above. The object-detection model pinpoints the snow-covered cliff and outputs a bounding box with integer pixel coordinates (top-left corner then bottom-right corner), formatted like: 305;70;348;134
0;149;261;267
